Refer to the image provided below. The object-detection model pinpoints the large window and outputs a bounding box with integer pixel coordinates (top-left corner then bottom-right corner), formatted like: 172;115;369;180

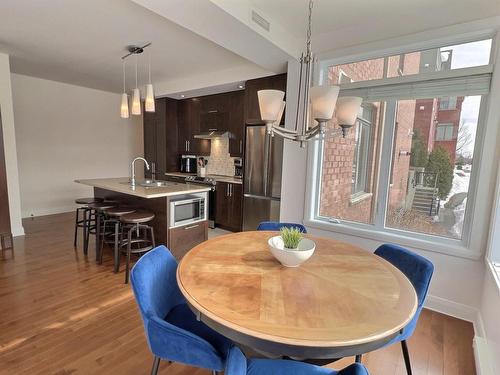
310;38;493;249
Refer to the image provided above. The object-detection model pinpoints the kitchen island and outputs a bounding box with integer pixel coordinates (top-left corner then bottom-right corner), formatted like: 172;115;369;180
76;177;211;259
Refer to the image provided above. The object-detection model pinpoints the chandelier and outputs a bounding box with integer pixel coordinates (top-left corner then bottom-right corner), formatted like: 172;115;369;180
257;0;362;147
120;42;155;118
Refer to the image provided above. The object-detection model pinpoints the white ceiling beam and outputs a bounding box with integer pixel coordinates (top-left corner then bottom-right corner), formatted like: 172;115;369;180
130;0;299;73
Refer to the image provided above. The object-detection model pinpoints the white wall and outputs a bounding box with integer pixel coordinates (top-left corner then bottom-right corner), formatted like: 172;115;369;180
0;53;24;236
11;74;143;217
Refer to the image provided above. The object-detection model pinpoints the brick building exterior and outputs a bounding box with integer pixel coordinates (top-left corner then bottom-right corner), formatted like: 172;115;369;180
319;49;463;221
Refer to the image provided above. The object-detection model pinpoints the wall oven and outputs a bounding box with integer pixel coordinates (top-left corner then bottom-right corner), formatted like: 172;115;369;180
170;195;207;228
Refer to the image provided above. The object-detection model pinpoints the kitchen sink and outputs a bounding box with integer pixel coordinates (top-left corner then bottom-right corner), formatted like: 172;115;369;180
139;180;173;188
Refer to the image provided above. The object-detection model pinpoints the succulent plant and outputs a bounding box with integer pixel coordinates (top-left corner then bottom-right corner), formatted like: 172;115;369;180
280;227;303;250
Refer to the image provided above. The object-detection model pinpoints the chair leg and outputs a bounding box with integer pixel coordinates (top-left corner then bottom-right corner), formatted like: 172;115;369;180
113;221;120;273
74;208;79;247
355;354;362;363
83;209;90;255
95;212;101;263
99;220;106;265
150;226;156;248
401;340;413;375
125;227;132;284
150;356;160;375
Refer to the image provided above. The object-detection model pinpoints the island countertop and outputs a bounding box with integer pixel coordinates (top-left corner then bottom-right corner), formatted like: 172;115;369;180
75;177;211;199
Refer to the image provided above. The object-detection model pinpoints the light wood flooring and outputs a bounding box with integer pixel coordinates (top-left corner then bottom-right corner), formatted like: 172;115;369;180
0;213;476;375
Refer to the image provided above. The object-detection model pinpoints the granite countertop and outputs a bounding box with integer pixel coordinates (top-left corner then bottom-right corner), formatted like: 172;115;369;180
165;172;243;184
75;177;211;199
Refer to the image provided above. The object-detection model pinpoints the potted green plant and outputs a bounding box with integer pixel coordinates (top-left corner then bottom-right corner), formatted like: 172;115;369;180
267;227;316;267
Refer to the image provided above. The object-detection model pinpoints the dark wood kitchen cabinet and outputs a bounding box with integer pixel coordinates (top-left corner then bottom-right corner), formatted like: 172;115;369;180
143;98;179;176
177;98;210;156
228;91;245;157
215;181;242;232
244;73;287;125
168;220;208;260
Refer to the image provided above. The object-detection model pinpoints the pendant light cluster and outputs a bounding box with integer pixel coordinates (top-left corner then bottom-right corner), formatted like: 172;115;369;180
257;0;363;147
120;43;155;118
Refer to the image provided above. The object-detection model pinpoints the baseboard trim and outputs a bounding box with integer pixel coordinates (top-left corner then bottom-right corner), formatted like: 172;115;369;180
22;206;75;219
425;294;478;323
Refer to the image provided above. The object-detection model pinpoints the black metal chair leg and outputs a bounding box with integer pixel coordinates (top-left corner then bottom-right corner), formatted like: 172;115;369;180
114;221;120;273
355;354;362;363
150;356;160;375
125;227;133;284
150;227;156;248
83;209;90;255
74;208;79;247
401;340;413;375
95;212;101;262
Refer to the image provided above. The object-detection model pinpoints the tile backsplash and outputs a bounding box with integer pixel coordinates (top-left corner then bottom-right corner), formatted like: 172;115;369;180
202;136;236;176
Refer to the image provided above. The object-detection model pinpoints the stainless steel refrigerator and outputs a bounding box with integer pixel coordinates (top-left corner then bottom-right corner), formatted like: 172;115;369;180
242;125;283;231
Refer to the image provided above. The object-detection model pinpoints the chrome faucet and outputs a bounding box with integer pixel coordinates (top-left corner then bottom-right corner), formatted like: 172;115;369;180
130;157;150;188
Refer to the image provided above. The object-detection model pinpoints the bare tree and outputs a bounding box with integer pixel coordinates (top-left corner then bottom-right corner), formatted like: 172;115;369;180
456;120;473;155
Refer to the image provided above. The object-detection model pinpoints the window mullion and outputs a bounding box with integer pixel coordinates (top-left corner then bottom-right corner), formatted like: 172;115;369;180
374;100;397;229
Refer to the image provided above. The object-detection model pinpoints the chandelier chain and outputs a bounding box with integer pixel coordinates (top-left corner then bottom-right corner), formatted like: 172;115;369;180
306;0;313;56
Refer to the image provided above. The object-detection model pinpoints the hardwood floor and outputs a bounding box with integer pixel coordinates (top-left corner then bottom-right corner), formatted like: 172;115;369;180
0;213;476;375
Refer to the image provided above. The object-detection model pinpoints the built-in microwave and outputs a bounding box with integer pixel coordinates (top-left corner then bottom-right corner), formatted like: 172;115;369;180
169;195;207;228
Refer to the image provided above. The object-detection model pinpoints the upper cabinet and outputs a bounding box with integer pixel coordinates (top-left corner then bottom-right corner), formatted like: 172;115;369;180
178;98;210;156
244;73;287;125
228;91;245;157
143;98;179;176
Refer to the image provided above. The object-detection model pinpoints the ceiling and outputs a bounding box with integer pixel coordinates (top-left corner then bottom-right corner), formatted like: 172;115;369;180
251;0;500;48
0;0;265;93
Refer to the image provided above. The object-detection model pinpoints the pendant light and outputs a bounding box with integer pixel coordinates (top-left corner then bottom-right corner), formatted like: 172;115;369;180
131;54;141;116
120;60;129;119
145;52;155;112
257;0;362;147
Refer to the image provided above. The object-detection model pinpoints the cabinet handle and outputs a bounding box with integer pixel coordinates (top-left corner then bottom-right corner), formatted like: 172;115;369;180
185;140;188;151
239;140;242;153
187;140;190;152
208;110;218;113
226;184;229;196
229;184;232;197
184;224;199;230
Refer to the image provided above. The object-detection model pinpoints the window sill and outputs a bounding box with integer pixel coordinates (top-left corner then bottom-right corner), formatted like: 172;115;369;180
350;192;373;205
304;217;483;260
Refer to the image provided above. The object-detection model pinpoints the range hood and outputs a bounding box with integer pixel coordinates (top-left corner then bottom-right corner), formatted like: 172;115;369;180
194;130;228;139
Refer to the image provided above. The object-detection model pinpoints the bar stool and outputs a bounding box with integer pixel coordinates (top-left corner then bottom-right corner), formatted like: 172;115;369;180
74;197;103;252
100;206;136;272
87;201;117;262
120;211;155;284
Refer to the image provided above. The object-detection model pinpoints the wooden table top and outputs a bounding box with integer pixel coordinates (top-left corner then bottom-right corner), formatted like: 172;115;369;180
177;231;417;353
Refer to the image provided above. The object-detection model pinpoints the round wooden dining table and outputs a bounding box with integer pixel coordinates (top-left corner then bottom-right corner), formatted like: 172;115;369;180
176;231;418;359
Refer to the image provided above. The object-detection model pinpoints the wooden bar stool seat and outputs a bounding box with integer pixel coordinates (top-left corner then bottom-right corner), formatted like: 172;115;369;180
104;206;136;217
75;197;104;205
87;201;117;211
120;211;155;284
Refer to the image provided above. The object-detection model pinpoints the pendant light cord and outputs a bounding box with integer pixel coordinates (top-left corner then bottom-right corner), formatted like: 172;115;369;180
148;52;152;84
135;54;138;89
122;60;126;93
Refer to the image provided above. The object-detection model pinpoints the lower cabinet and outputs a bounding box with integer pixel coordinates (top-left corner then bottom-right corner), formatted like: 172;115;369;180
215;182;243;232
168;221;208;260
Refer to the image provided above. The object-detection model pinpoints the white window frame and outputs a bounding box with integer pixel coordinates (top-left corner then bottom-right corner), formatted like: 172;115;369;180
305;32;498;260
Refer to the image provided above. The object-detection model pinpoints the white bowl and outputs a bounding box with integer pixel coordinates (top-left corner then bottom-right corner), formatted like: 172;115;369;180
267;236;316;267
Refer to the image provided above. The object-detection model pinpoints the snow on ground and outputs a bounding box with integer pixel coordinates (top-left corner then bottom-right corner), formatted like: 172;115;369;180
441;166;471;237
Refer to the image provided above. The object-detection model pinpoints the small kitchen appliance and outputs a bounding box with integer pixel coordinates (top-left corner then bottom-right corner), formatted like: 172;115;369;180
180;155;197;173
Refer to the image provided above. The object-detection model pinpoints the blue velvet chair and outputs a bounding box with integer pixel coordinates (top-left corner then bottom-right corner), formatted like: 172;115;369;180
130;245;232;375
369;244;434;375
257;221;307;233
225;346;369;375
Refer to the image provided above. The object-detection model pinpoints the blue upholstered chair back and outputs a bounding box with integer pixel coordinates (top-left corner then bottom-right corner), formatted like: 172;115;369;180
257;221;307;233
130;245;184;322
375;244;434;339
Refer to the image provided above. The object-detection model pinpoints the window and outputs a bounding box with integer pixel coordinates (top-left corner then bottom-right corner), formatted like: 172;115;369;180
352;105;373;196
310;38;493;250
439;96;457;110
436;123;454;140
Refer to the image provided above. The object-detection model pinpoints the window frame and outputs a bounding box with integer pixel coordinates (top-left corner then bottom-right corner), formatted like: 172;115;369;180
436;122;455;141
305;34;497;260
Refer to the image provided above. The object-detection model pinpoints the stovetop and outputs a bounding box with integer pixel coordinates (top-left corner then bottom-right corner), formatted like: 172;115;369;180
185;175;217;185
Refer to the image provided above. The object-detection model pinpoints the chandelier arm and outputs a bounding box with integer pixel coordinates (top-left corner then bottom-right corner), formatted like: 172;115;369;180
270;124;298;135
271;127;303;141
294;55;304;133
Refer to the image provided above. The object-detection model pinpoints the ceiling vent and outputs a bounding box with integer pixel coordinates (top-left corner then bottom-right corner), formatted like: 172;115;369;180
251;10;270;32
